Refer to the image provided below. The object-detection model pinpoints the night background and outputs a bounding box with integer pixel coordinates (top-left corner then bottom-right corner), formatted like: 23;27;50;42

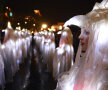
3;0;102;25
0;0;106;90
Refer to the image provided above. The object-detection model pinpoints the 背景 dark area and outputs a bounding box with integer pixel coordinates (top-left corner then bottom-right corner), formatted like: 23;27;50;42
6;0;102;25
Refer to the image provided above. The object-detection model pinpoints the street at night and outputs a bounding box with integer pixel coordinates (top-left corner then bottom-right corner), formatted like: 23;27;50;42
1;0;108;90
4;38;57;90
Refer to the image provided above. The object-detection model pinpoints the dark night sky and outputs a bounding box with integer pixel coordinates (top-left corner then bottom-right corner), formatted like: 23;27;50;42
6;0;102;25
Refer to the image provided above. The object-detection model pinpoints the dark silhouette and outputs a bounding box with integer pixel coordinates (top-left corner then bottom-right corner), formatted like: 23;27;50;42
68;25;81;63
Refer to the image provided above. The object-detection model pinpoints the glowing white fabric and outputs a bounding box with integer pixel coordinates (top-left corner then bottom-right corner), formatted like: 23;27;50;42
53;27;74;80
56;0;108;90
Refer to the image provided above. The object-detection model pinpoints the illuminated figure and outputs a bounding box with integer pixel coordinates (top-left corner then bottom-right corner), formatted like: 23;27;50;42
56;0;108;90
1;24;32;85
42;30;49;64
47;32;55;73
0;43;5;90
53;27;74;80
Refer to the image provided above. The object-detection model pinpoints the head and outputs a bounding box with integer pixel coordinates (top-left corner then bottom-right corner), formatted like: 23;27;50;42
79;27;90;51
59;27;73;48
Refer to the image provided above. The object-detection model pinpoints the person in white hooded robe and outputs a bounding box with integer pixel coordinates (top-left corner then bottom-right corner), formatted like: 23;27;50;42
53;27;74;80
56;0;108;90
56;15;88;90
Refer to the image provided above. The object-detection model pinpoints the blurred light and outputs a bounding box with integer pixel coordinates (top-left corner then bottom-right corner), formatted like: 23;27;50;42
16;26;21;30
1;45;5;49
14;30;18;34
2;30;5;32
32;31;34;33
5;12;8;17
9;12;13;17
48;28;51;30
7;22;12;29
59;25;63;30
57;31;62;34
33;24;35;26
34;10;39;13
25;17;29;20
42;24;47;28
49;26;56;31
41;24;47;30
17;23;20;25
51;26;55;29
6;7;8;9
25;16;31;20
25;21;27;24
48;28;56;32
22;28;25;32
34;10;41;16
